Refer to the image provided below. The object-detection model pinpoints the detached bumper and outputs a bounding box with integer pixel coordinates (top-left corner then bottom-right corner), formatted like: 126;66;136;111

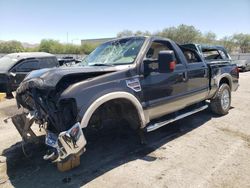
11;113;87;164
45;122;87;162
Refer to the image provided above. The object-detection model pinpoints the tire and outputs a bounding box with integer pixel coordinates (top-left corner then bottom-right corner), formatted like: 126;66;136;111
210;84;231;115
5;92;14;99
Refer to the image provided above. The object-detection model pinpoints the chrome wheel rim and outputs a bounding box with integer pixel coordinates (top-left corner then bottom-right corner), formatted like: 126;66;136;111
221;89;230;110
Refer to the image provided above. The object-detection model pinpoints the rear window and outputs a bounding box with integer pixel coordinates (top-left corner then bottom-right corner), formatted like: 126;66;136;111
202;49;229;60
202;50;221;60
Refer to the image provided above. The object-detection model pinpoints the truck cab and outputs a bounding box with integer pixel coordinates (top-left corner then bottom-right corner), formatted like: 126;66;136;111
140;37;209;120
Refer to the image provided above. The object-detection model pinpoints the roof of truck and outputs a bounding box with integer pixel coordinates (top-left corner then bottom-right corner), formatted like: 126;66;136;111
181;43;226;51
200;44;226;51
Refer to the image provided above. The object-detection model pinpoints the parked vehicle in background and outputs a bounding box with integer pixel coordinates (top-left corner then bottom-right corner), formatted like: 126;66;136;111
231;53;250;72
11;36;239;170
234;60;250;72
58;56;81;66
0;52;59;97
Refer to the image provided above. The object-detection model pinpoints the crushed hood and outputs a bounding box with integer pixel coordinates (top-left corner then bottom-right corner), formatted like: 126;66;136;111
17;66;117;93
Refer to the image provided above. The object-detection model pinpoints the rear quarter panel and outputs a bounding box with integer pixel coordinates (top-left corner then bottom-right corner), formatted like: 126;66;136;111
207;61;239;99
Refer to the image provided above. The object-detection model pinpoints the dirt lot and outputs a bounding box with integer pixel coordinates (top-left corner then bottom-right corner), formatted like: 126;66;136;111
0;72;250;188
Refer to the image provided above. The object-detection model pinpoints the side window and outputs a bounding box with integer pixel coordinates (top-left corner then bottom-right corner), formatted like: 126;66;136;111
145;41;179;64
15;60;39;72
202;50;222;60
182;49;202;63
39;57;58;68
219;50;227;59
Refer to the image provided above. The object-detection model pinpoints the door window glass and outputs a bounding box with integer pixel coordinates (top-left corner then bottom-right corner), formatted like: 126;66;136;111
16;60;39;72
145;41;180;64
182;49;202;63
39;57;58;68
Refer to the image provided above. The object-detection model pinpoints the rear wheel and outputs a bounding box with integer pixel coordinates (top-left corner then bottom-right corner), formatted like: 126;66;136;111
210;84;231;115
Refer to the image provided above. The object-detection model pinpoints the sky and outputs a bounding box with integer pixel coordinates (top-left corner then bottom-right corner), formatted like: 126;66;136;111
0;0;249;44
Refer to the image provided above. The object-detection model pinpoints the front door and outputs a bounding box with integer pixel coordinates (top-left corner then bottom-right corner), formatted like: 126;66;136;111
140;40;188;120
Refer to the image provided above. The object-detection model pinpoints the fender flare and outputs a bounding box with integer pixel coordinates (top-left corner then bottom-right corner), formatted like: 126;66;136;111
80;91;149;129
215;73;233;89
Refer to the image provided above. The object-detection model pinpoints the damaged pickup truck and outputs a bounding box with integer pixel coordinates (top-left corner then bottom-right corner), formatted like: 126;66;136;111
11;36;239;168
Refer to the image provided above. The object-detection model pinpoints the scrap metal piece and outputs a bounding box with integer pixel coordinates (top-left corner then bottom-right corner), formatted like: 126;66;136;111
57;150;82;172
11;112;38;143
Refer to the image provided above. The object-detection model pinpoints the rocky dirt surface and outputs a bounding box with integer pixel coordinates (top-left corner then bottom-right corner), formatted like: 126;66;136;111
0;72;250;188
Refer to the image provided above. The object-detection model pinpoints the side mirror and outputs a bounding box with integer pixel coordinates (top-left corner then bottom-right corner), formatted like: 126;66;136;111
158;50;176;73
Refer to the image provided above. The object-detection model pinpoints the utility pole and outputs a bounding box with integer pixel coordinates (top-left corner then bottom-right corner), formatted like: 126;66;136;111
67;32;69;44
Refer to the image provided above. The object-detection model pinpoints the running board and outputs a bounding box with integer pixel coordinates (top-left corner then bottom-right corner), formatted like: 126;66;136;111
146;105;208;132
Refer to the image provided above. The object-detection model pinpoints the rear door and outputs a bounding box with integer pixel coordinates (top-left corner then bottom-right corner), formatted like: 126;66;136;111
141;39;189;119
182;48;209;97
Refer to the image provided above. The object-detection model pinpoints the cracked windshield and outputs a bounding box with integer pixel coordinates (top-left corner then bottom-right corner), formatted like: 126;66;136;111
81;37;145;66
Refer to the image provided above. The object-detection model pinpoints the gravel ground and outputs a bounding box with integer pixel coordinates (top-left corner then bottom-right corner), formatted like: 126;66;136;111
0;72;250;188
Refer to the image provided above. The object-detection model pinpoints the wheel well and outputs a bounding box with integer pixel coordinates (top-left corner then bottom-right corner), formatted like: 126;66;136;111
88;98;141;130
219;77;231;89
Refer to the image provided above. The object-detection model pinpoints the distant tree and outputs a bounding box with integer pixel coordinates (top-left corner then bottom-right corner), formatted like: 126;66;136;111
232;33;250;53
39;39;63;54
63;44;81;54
134;30;151;36
117;30;134;37
157;24;202;43
80;43;98;54
199;32;217;44
0;41;24;53
218;36;236;53
24;46;39;52
117;30;152;37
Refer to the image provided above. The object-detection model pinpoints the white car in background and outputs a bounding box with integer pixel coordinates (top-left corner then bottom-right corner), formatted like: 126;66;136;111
235;59;250;72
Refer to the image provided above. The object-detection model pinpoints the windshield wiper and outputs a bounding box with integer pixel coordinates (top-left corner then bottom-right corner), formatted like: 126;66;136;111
90;63;114;66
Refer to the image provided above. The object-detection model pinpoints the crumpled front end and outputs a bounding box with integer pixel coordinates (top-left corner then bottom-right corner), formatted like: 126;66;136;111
12;111;86;163
12;76;87;164
10;66;116;168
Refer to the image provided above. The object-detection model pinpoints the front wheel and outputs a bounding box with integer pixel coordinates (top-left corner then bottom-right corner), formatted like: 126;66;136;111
210;84;231;115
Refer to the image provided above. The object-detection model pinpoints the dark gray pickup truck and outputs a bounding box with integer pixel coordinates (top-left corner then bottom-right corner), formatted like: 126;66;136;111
11;36;239;167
